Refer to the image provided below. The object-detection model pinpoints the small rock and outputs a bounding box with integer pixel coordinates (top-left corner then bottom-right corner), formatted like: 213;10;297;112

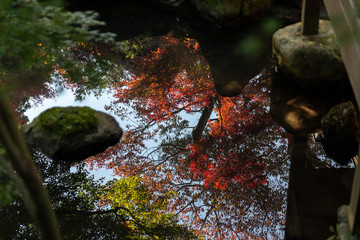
320;102;359;165
22;106;123;162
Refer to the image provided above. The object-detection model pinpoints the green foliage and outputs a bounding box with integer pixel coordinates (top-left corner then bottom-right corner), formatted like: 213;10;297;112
0;152;128;239
0;152;198;239
327;225;340;240
106;176;199;239
118;37;150;60
0;147;18;205
34;106;98;138
107;176;175;219
0;181;18;205
0;0;120;106
0;165;19;205
0;0;115;72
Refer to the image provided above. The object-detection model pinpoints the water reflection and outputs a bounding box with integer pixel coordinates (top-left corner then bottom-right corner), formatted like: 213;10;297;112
0;152;144;239
3;32;356;239
82;35;290;239
3;33;291;239
2;2;354;238
0;24;295;238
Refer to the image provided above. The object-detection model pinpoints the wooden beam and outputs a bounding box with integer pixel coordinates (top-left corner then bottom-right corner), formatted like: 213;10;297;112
302;0;322;35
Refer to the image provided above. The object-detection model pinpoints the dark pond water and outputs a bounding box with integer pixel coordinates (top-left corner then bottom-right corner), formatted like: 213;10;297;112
1;1;358;239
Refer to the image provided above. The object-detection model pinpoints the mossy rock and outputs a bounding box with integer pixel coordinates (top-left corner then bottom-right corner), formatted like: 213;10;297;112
34;107;99;139
272;20;347;90
22;106;123;162
320;102;360;165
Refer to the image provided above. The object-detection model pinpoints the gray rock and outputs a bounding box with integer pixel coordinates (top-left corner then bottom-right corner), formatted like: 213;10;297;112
272;20;347;90
22;106;122;162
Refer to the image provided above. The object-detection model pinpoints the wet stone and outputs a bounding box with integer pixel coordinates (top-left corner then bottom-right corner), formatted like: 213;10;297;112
320;102;360;165
22;106;123;162
272;20;347;91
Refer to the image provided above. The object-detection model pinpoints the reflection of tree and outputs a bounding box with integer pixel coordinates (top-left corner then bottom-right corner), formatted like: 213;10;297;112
0;152;125;239
0;152;197;239
87;34;290;239
6;41;124;125
0;0;123;125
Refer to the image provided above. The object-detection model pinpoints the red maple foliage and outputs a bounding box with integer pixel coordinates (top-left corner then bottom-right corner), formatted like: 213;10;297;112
187;81;275;190
86;33;290;239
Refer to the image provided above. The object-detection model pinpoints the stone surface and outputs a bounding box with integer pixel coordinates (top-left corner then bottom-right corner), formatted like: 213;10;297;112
338;205;350;223
320;102;360;165
22;106;123;162
272;20;347;90
191;0;274;26
270;59;355;137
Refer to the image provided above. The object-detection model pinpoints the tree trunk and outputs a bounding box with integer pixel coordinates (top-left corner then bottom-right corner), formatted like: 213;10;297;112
192;99;215;141
0;90;62;240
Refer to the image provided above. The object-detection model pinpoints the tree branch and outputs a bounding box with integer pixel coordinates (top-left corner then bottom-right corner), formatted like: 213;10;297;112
192;98;215;142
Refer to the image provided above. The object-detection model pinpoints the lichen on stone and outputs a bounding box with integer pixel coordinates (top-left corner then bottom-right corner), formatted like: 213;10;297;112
272;20;347;91
34;106;99;139
23;106;122;162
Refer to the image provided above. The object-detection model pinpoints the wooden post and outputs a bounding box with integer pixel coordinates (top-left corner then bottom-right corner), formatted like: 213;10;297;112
302;0;322;35
349;144;360;234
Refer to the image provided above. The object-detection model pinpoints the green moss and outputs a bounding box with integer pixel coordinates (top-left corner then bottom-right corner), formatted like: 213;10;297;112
34;107;99;138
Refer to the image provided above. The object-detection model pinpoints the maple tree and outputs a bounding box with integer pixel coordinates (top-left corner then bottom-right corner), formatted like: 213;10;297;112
86;34;290;239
